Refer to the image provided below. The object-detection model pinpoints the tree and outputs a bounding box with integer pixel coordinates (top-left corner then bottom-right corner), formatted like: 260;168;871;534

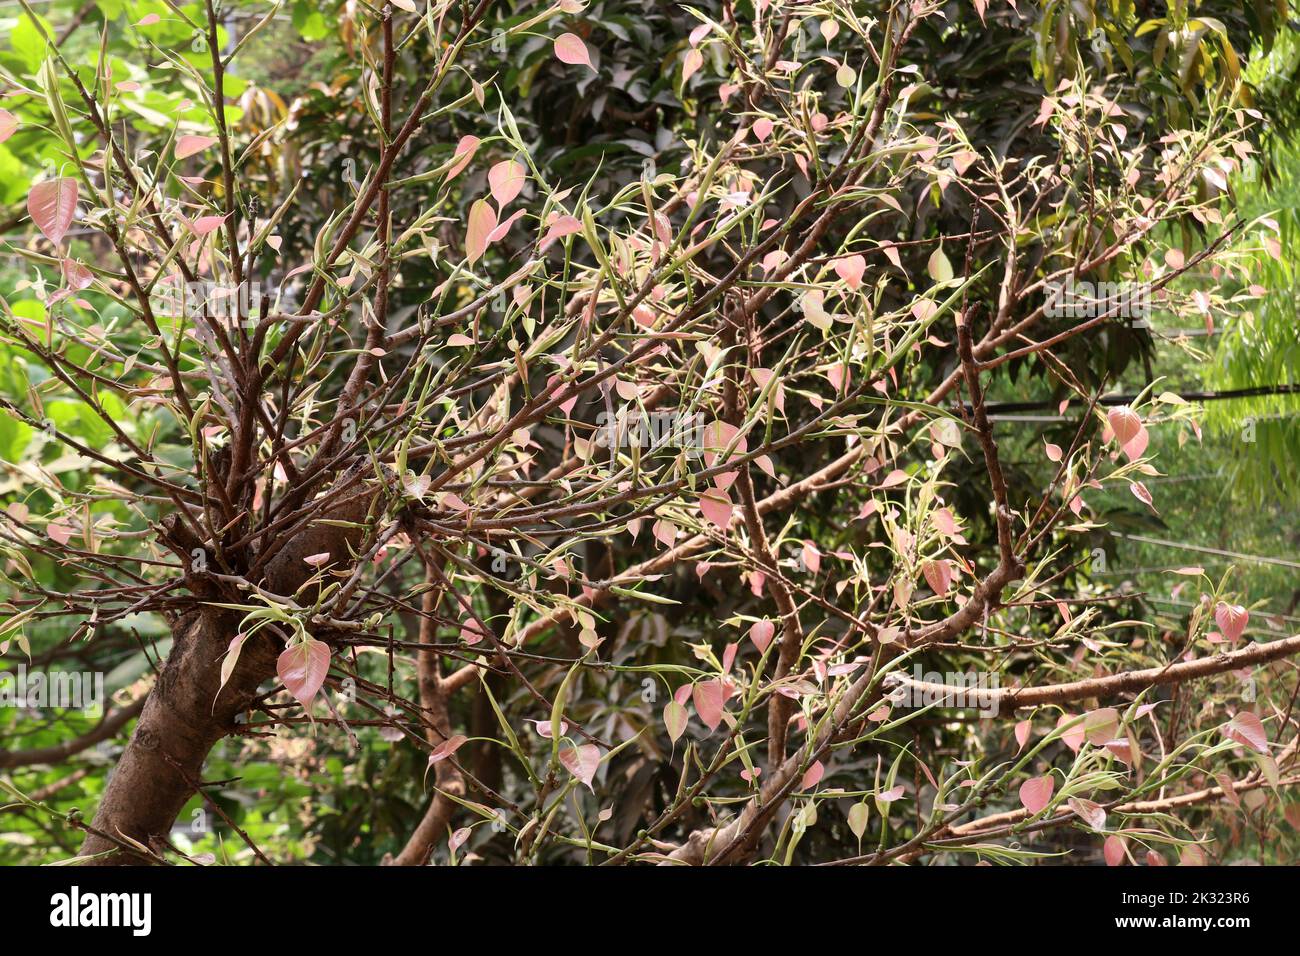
0;0;1295;866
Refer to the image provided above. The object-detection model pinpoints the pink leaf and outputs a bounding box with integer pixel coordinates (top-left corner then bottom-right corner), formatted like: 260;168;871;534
692;679;725;732
466;199;497;265
1014;719;1031;752
46;522;73;545
1224;711;1268;754
488;160;526;207
0;109;18;144
28;178;79;246
922;559;952;596
188;214;228;236
749;619;775;653
752;118;774;142
1019;775;1054;815
799;760;825;791
1214;602;1249;643
60;259;92;291
699;486;733;527
833;254;866;290
1057;713;1085;752
1068;797;1107;831
554;33;594;70
175;135;218;160
486;208;526;243
219;633;250;696
1129;481;1156;513
682;48;703;84
559;743;601;790
801;540;821;574
277;637;331;708
539;214;582;251
1121;425;1148;461
1107;405;1142;447
1103;835;1127;866
1083;707;1120;745
1044;440;1063;462
429;734;468;763
444;135;480;182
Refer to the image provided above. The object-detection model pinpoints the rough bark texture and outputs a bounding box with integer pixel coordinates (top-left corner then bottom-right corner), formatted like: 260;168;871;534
79;476;378;864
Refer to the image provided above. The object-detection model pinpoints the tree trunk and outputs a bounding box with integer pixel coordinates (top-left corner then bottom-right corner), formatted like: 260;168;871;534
79;477;377;864
79;607;276;864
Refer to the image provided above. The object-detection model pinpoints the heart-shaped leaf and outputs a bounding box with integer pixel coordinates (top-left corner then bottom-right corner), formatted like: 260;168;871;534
1019;775;1054;815
559;743;601;790
28;177;79;246
277;637;331;708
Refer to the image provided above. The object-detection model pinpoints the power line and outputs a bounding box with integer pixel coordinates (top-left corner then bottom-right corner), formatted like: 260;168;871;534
1111;532;1300;571
972;383;1300;416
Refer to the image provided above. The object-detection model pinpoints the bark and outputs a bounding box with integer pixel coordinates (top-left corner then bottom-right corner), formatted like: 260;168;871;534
79;476;378;864
387;574;465;866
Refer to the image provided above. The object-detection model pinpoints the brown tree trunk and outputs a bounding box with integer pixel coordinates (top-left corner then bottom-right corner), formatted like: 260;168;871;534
79;477;378;864
79;608;276;864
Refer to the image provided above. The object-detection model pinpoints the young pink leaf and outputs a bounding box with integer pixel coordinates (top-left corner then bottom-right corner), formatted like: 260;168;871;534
1106;405;1142;447
488;160;526;206
1057;713;1085;752
799;760;825;791
1224;711;1268;754
922;559;952;596
444;135;480;182
175;135;218;160
0;109;18;144
1044;440;1063;462
833;254;866;290
749;619;775;653
28;177;79;246
1083;707;1120;746
428;734;469;763
46;522;73;545
539;214;582;251
1129;481;1156;513
554;33;594;71
188;214;228;236
466;199;497;265
60;259;92;291
801;540;821;574
1014;719;1031;752
699;487;733;527
218;633;250;698
1018;775;1054;815
1214;602;1248;643
277;637;331;709
692;679;725;732
559;743;601;790
1103;834;1127;866
1067;797;1107;831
